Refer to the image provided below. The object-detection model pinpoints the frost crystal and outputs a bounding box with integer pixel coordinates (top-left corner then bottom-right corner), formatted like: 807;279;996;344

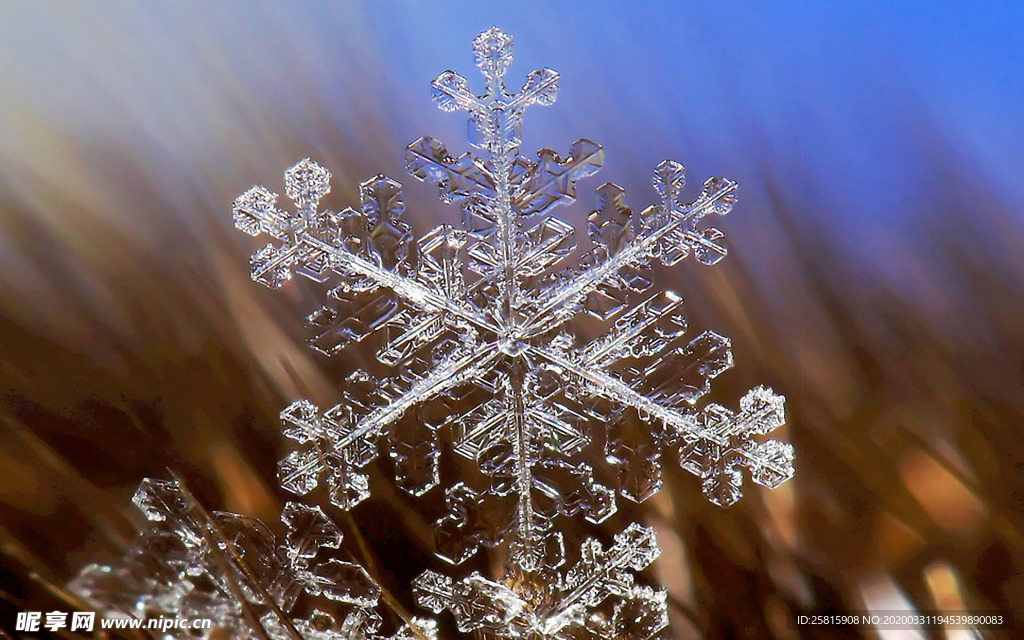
71;27;793;639
71;478;434;640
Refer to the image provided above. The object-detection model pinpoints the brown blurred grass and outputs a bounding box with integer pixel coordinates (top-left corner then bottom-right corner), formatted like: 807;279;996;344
0;122;1022;640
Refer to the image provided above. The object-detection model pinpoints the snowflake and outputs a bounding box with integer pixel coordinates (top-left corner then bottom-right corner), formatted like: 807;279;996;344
71;477;436;640
71;26;793;640
234;22;792;556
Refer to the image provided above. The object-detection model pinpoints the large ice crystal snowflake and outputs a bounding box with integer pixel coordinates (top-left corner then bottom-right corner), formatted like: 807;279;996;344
71;27;793;640
235;23;792;556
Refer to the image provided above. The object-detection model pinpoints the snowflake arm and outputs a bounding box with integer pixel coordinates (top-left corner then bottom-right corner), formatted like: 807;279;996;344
278;342;503;509
412;523;668;639
234;165;498;337
534;342;793;506
524;164;737;336
679;386;795;507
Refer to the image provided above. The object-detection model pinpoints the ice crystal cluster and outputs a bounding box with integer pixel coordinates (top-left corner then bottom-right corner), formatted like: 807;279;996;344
71;27;794;640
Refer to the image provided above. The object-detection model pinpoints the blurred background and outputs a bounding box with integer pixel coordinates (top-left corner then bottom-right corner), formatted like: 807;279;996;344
0;1;1022;638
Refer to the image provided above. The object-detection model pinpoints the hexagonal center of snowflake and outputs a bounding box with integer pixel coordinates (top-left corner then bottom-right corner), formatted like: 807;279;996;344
500;338;530;357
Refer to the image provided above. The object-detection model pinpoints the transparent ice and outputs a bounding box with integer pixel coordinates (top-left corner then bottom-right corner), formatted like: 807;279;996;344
71;27;793;639
71;478;436;640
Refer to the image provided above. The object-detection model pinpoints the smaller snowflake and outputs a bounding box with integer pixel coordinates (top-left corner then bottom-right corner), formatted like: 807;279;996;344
71;478;435;640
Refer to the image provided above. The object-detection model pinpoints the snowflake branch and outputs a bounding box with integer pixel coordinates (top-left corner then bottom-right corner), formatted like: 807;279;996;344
508;360;540;570
523;177;738;335
541;524;661;625
532;345;714;444
302;234;499;335
341;341;504;452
